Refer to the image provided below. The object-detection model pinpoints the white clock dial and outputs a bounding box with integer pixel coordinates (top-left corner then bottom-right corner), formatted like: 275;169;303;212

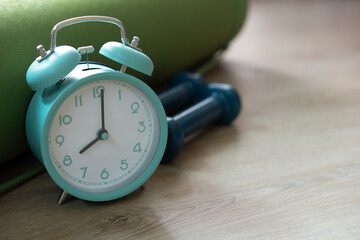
48;79;160;193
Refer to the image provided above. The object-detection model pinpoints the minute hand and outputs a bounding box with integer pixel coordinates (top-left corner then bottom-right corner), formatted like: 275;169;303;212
101;89;105;130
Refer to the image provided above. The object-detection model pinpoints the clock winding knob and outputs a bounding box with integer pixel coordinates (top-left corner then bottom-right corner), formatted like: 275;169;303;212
36;45;48;58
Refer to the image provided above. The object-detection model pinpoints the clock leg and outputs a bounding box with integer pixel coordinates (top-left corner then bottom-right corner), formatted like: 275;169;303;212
58;190;72;205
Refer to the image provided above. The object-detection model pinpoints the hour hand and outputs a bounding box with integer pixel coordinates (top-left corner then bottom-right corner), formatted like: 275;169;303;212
79;135;101;154
79;129;109;154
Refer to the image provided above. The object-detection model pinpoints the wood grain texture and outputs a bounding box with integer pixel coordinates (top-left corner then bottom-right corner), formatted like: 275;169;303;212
1;0;360;239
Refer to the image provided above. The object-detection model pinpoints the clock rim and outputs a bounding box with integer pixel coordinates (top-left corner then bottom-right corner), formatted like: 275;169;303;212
40;71;168;201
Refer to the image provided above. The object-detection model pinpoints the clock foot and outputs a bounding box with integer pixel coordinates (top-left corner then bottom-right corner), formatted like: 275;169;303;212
58;190;71;205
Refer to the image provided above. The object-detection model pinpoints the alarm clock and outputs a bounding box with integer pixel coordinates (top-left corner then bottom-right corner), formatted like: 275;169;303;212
25;16;168;203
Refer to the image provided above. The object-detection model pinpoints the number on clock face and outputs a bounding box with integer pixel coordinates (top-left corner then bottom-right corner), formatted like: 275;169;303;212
48;80;160;193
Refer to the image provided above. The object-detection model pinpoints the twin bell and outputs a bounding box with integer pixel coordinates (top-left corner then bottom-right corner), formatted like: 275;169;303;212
26;16;154;91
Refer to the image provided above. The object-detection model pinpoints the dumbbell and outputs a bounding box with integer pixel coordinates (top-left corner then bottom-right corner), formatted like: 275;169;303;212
160;79;241;164
158;72;209;115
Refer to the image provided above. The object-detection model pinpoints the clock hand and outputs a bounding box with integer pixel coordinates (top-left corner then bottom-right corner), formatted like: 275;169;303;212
101;89;105;130
80;89;108;155
79;135;101;154
79;129;109;154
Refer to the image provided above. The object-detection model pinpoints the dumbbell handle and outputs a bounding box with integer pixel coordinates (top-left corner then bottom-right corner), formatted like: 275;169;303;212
158;72;207;115
172;94;222;137
162;83;241;163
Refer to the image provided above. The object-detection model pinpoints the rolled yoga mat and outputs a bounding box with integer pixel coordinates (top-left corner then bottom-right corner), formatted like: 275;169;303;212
0;0;247;164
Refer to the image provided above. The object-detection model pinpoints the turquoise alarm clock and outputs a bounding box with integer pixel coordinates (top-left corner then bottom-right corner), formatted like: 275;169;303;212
25;16;168;204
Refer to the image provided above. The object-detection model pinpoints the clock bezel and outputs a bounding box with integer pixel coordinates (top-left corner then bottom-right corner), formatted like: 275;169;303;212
39;71;168;201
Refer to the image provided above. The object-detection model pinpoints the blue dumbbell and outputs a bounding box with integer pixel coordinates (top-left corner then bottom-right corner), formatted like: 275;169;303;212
158;72;209;115
161;82;241;164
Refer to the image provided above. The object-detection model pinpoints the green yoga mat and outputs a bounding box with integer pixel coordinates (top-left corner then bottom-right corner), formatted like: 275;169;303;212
0;0;247;165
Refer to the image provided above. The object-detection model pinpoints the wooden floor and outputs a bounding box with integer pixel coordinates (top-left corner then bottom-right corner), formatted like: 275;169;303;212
1;0;360;239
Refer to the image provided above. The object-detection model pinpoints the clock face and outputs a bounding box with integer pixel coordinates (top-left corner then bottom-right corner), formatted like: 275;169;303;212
47;79;161;194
